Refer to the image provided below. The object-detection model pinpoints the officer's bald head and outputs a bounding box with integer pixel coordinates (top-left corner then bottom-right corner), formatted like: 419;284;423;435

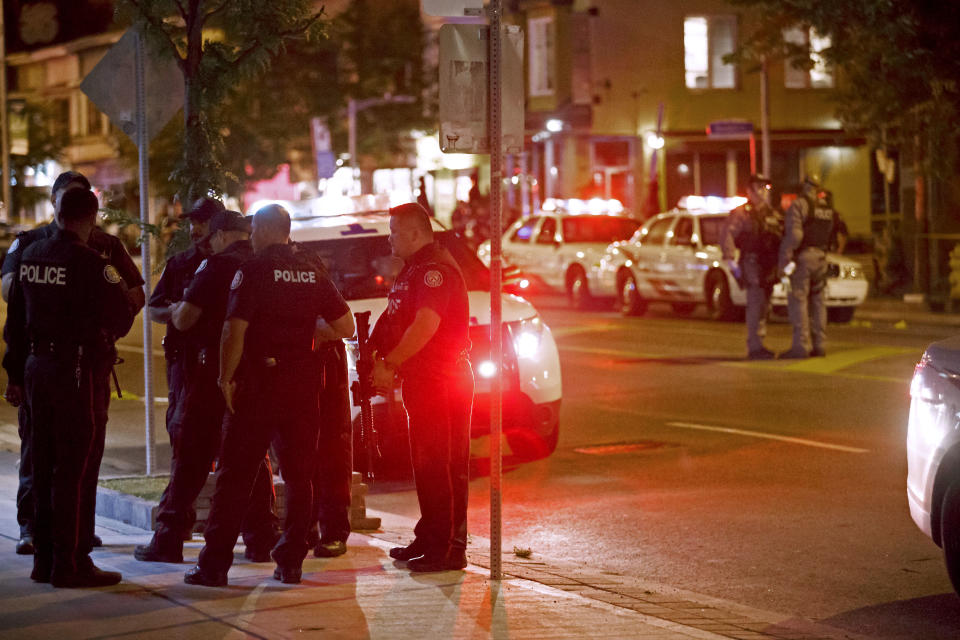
251;204;291;253
59;189;99;222
389;203;433;259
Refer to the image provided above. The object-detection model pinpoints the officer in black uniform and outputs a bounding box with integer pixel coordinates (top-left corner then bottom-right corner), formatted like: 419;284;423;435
184;204;354;586
779;175;836;358
136;210;278;563
148;197;222;536
3;188;134;587
721;175;783;360
372;203;474;573
1;171;144;557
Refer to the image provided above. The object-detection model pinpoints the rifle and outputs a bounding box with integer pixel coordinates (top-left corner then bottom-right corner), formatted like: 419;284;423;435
350;311;380;483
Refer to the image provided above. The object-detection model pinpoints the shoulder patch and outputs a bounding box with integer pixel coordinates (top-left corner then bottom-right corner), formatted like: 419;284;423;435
230;270;243;290
8;238;18;253
424;269;443;288
104;265;122;284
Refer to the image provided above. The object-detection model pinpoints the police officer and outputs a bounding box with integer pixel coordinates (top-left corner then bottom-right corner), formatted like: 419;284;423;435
779;175;835;358
136;210;278;563
1;171;145;557
184;204;354;586
721;175;783;360
2;188;134;587
148;196;222;537
372;203;474;573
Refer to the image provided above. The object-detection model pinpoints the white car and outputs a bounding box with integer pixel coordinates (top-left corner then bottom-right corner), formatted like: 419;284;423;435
477;198;641;309
907;338;960;595
285;202;563;465
592;196;869;322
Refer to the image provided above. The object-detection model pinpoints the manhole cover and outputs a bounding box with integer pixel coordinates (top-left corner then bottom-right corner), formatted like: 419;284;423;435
574;441;667;455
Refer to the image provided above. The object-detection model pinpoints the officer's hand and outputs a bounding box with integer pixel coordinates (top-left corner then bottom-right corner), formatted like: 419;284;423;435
727;260;742;285
371;359;395;395
3;384;23;407
220;378;237;414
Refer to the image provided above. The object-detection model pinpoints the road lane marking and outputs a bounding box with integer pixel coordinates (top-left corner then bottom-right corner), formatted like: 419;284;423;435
774;346;916;374
665;421;870;453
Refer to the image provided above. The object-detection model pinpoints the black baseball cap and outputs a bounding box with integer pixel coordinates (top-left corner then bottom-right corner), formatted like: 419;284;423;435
181;196;225;221
51;170;91;196
748;174;772;189
203;210;249;244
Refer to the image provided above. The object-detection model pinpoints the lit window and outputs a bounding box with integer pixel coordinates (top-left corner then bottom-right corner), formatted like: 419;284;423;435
684;15;737;89
783;26;834;89
529;16;555;97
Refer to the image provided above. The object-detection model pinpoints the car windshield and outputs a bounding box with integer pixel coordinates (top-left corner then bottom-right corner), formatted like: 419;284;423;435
298;230;490;300
562;216;640;243
698;216;727;247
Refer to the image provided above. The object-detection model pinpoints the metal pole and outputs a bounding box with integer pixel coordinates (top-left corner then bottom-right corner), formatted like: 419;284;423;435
348;98;357;195
488;0;503;582
135;31;156;476
760;55;771;178
0;0;11;223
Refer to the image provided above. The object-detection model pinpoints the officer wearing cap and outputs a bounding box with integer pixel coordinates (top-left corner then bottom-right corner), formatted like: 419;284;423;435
149;196;223;536
185;204;354;587
779;175;835;358
136;210;278;564
372;202;474;573
2;188;134;587
721;175;783;360
1;170;145;557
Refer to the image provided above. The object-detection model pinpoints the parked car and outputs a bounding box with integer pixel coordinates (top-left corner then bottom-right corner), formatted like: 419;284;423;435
276;197;563;470
907;337;960;595
476;198;641;309
592;196;869;321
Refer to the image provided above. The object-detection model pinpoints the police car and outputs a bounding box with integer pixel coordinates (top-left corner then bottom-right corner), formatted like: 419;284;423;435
591;196;868;321
263;196;563;465
476;198;641;309
907;337;960;595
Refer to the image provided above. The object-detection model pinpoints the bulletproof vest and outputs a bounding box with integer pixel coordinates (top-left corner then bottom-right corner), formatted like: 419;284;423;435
799;197;834;251
735;204;782;257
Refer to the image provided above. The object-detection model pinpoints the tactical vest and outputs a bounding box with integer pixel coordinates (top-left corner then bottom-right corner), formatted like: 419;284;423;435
799;197;834;251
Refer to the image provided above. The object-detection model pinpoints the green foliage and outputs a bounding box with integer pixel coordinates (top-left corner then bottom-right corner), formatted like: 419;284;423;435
9;101;70;221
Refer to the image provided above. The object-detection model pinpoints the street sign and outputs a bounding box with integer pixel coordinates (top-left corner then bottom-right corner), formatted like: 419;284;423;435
439;24;523;154
422;0;484;17
310;118;337;179
80;29;184;143
707;120;754;138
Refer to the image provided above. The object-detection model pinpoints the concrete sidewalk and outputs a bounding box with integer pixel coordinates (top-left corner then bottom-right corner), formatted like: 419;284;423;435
0;452;864;640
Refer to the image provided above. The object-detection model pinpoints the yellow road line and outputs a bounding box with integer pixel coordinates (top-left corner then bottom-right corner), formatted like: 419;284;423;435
774;346;916;374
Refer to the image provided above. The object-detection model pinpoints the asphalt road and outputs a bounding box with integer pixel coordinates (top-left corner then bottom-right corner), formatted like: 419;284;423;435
2;298;960;639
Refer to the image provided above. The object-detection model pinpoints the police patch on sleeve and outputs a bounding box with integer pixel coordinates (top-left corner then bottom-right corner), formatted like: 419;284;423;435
103;265;122;284
230;270;243;290
424;269;443;288
195;258;208;274
8;238;18;253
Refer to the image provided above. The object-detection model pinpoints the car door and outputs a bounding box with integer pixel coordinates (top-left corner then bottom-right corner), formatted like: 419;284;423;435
502;216;540;272
528;216;564;288
660;214;699;300
632;214;675;299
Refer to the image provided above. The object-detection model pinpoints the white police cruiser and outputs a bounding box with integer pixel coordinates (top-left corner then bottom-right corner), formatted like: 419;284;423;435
254;195;563;466
592;196;868;321
908;337;960;595
476;198;640;309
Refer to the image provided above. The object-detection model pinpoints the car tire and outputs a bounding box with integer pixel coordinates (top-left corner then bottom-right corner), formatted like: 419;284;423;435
506;423;559;462
567;266;592;310
671;302;697;316
706;273;736;321
941;482;960;596
619;272;647;316
828;307;855;324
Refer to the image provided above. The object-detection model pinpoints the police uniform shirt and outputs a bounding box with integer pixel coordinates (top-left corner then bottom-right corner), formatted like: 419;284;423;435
225;243;349;362
3;223;144;291
149;244;208;350
372;242;470;375
2;228;134;385
182;240;253;359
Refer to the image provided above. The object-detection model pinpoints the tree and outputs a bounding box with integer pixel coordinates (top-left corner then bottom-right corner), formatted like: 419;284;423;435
9;101;70;220
115;0;327;203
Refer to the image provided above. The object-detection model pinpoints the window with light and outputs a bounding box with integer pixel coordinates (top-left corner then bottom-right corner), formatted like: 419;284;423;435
684;15;737;89
529;16;555;97
783;26;834;89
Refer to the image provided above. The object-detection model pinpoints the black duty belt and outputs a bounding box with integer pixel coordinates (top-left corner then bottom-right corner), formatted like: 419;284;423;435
29;340;82;357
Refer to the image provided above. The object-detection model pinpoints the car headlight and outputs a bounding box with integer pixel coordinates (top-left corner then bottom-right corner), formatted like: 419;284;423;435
909;357;952;449
839;264;863;280
511;316;543;360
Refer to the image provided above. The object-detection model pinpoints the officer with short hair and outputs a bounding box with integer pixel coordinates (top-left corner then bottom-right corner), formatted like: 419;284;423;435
135;210;278;563
3;188;134;587
373;202;474;573
185;204;354;587
149;196;222;536
779;175;835;358
1;170;145;557
721;175;783;360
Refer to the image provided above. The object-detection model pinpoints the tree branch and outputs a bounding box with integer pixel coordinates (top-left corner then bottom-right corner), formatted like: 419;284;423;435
175;0;187;21
202;0;231;25
229;11;325;69
125;0;186;71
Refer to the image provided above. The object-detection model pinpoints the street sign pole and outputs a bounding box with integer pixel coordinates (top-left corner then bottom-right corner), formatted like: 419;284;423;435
488;0;504;582
134;31;156;476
